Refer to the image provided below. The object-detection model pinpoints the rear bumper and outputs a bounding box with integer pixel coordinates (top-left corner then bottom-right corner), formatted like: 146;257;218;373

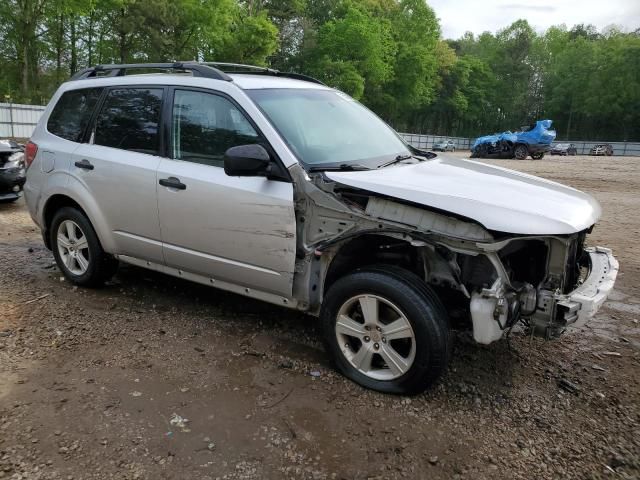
557;247;619;328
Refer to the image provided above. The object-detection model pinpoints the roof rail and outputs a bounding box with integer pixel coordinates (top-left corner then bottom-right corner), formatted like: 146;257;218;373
198;62;326;86
70;62;232;81
200;62;279;74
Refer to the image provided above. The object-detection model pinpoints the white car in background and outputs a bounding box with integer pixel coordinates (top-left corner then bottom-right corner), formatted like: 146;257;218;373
432;139;456;152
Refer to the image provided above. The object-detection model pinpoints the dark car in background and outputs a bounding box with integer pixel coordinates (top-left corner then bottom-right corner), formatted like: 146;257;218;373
550;143;578;156
590;144;613;156
0;139;26;202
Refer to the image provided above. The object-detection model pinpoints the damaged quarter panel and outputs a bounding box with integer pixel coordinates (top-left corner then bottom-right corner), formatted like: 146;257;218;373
287;163;494;312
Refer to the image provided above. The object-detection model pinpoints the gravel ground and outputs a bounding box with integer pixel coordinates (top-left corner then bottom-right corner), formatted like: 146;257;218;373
1;154;639;480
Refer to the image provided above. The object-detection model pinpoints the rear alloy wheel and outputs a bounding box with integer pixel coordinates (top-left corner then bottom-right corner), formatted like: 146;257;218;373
514;144;528;160
57;220;90;276
51;207;118;287
321;266;450;394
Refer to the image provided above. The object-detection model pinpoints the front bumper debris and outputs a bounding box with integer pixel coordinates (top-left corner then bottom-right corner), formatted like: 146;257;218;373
557;247;619;328
0;162;26;200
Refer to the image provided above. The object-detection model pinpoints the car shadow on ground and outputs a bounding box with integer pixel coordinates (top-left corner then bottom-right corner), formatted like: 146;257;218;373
89;262;520;401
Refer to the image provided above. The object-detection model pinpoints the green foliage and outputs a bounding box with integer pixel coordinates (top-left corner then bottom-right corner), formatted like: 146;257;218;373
0;0;638;140
315;5;396;90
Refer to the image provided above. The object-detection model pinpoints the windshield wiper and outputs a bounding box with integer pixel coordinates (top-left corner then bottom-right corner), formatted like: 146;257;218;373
377;153;413;169
307;163;371;172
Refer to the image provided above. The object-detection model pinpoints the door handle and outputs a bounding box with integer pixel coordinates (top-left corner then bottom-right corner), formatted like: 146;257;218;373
159;177;187;190
74;159;94;170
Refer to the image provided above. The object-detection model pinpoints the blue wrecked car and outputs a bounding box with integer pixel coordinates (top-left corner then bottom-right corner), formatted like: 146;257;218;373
470;120;556;160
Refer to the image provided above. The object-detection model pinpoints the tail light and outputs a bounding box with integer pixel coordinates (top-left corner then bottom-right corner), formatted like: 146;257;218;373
25;141;38;169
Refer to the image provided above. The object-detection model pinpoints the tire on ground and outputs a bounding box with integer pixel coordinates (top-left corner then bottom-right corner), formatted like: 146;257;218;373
514;144;528;160
50;207;118;287
320;265;450;395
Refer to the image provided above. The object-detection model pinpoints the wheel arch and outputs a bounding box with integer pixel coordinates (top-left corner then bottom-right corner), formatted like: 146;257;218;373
323;233;425;293
321;232;463;305
42;191;115;253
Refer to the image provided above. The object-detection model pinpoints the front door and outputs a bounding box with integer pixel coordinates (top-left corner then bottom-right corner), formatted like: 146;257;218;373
156;88;296;297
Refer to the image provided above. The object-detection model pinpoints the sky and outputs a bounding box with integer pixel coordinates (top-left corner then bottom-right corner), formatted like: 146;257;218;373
428;0;640;39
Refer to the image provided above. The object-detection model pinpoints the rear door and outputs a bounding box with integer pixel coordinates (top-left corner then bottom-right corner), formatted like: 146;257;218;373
156;88;296;297
72;86;165;262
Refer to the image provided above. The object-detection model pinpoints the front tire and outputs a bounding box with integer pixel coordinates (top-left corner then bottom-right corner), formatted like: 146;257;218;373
514;144;528;160
321;266;450;395
51;207;118;287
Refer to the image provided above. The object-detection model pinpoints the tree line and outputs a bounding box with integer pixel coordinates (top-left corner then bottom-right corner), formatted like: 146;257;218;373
1;0;638;140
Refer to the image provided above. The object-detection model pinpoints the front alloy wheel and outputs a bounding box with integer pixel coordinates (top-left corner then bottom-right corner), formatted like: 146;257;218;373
321;266;450;394
514;144;528;160
336;294;416;380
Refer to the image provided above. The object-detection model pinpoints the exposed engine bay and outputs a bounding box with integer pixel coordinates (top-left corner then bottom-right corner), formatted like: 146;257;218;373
288;163;615;344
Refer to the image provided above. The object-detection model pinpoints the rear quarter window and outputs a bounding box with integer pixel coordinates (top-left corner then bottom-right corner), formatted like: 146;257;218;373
47;88;103;142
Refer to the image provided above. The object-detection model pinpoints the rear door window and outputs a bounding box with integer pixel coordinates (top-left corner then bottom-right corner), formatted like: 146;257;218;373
47;88;103;142
93;88;163;155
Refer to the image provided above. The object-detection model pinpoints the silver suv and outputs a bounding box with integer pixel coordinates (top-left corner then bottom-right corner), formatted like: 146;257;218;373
24;62;618;394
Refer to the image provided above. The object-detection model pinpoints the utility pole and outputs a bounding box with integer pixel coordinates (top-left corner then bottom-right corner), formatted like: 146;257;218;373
4;94;14;138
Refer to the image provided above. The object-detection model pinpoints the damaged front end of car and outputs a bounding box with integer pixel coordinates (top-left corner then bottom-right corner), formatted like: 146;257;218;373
289;162;618;344
0;139;27;201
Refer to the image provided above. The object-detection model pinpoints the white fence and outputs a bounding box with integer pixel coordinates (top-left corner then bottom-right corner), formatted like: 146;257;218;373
1;102;638;156
0;102;46;138
400;133;640;157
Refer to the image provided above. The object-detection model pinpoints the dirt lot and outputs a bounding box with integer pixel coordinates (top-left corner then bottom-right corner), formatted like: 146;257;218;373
1;154;639;480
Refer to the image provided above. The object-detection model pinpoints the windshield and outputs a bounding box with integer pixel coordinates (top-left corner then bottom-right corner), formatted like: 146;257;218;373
246;88;410;169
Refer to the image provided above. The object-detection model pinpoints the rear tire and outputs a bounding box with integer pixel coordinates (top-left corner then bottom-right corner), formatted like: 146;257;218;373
321;266;450;395
531;152;544;160
51;207;118;287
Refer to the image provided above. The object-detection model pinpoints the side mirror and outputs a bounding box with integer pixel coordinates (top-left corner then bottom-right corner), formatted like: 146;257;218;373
224;144;272;177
